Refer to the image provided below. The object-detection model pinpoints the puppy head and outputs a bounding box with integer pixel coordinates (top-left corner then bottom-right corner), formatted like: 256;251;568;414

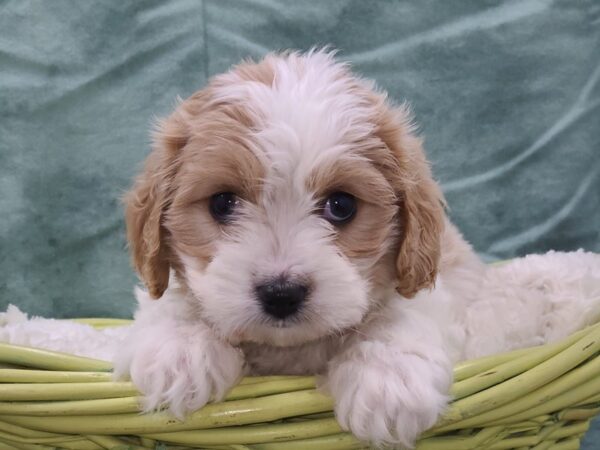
125;50;445;346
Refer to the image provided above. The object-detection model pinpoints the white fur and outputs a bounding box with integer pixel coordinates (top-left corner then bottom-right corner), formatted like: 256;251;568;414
3;51;600;449
112;285;244;418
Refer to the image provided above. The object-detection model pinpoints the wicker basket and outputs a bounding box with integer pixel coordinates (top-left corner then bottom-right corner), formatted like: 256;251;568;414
0;318;598;450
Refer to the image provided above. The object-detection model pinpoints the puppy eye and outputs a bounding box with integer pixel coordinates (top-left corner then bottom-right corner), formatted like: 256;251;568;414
322;192;357;224
209;192;239;223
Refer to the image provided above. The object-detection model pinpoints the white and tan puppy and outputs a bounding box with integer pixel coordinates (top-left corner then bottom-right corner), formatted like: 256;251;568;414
114;49;600;448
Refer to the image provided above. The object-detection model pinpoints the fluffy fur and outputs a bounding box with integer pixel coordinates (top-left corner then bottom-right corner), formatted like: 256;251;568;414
3;50;598;449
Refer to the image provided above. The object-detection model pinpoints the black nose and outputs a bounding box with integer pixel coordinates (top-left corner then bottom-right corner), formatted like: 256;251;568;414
255;278;308;319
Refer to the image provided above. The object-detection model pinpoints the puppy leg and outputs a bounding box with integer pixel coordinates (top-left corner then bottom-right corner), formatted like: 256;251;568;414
327;307;453;448
113;288;244;417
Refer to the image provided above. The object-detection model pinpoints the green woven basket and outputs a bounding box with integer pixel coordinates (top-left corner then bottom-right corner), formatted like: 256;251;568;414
0;318;598;450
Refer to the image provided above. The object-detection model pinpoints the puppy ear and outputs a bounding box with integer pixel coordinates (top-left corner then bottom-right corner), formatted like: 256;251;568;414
124;105;190;299
376;104;446;298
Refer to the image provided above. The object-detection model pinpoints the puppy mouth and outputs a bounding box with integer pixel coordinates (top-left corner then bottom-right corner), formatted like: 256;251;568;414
262;314;305;329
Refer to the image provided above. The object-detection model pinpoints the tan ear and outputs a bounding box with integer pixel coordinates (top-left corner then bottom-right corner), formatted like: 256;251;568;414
123;105;190;299
375;104;446;298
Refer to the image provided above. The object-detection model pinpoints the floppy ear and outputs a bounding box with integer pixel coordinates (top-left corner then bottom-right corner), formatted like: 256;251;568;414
123;105;191;299
375;104;446;298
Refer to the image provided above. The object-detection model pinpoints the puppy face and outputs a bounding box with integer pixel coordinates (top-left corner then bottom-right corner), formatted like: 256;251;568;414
125;51;444;346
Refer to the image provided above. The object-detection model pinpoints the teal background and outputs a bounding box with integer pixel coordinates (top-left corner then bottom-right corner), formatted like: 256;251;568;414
0;1;599;446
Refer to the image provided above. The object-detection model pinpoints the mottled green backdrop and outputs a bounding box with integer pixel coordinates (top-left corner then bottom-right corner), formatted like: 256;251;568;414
1;0;599;444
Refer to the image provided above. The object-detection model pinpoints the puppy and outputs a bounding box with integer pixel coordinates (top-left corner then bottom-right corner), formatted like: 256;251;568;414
114;49;600;448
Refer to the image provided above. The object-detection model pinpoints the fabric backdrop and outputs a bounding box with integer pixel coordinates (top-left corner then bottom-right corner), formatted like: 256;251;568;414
1;0;599;445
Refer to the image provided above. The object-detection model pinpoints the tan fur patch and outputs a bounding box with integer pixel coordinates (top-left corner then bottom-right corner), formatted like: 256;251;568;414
124;81;265;297
367;93;446;299
167;125;264;270
230;57;276;86
307;155;397;261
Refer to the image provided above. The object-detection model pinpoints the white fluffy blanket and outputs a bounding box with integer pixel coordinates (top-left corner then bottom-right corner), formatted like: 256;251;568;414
0;305;128;362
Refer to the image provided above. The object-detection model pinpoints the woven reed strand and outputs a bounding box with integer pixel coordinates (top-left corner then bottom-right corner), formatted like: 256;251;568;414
0;319;598;449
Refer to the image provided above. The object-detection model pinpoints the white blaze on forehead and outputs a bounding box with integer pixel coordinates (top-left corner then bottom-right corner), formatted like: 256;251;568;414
211;50;378;180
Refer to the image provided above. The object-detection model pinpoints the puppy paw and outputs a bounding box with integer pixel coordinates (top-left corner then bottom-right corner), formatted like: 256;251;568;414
114;323;244;417
328;349;451;449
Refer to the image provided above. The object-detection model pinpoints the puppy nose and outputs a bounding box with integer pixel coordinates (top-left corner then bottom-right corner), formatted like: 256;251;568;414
255;278;308;319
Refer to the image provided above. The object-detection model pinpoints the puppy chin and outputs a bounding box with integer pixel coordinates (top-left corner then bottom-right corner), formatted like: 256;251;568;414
232;322;334;347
